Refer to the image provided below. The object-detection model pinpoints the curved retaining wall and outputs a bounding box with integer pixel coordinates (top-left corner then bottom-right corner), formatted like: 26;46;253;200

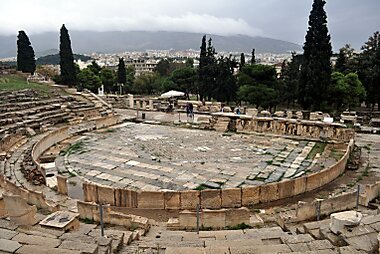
82;139;354;210
32;115;121;177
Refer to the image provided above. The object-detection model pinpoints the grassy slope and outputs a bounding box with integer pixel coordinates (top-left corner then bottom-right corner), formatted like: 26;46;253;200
0;75;52;95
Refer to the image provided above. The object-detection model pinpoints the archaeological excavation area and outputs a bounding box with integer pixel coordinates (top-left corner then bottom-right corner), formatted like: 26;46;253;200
1;82;380;253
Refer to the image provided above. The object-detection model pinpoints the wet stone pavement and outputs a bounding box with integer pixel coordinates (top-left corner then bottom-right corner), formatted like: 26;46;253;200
61;123;319;191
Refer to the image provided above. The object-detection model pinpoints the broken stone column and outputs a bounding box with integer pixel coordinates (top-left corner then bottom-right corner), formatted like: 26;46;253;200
57;175;68;195
330;211;362;235
128;94;134;109
142;101;147;110
3;193;37;225
149;100;153;111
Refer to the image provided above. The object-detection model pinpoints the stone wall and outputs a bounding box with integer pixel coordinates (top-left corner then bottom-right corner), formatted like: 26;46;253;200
77;200;149;230
359;181;380;206
172;207;250;229
82;139;354;210
0;174;59;212
0;133;24;153
295;192;357;222
32;115;121;177
211;114;355;142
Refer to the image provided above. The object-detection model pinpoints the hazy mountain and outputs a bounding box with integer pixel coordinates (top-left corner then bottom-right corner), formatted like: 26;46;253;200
36;54;92;65
0;31;302;58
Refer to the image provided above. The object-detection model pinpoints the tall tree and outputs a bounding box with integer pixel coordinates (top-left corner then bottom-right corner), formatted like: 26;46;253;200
170;66;197;99
214;56;238;103
237;64;277;110
125;65;135;93
117;58;126;85
16;31;36;74
278;52;302;106
198;35;208;100
335;44;355;74
77;68;102;93
240;53;245;70
116;58;126;94
204;38;217;100
59;24;77;86
100;68;116;93
155;59;171;76
357;31;380;109
251;49;256;64
299;0;332;110
329;72;366;112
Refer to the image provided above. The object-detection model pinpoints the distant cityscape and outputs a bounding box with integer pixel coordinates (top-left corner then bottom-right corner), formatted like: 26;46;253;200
0;50;293;76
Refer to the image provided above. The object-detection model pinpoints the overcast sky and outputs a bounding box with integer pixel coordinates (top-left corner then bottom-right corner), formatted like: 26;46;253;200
0;0;379;50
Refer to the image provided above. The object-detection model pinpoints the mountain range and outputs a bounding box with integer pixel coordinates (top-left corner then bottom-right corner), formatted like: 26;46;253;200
0;31;302;58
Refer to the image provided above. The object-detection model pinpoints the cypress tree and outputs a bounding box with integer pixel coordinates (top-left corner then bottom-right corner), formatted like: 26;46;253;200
205;38;217;100
17;31;36;74
198;35;207;100
117;58;126;85
59;24;77;86
251;49;256;64
299;0;332;110
240;53;245;70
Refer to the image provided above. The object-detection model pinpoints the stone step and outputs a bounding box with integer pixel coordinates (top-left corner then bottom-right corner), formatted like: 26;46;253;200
0;239;22;253
59;240;99;254
16;245;81;254
12;233;61;248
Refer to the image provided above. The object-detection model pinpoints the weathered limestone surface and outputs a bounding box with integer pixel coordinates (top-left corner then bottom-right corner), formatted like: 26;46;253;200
242;186;260;207
115;188;138;208
164;192;181;209
3;193;37;226
0;227;18;239
259;183;279;203
16;245;81;254
330;211;363;235
137;191;164;209
97;185;115;205
181;190;200;210
83;183;98;203
225;208;250;227
201;190;221;209
12;233;61;247
0;239;22;253
59;240;99;254
278;180;295;199
202;209;226;228
221;188;241;208
56;175;68;195
179;210;197;229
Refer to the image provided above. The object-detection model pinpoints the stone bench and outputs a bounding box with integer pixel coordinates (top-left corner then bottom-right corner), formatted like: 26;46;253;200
2;193;37;225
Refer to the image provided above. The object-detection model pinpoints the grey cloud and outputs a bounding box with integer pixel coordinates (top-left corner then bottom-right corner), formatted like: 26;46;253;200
0;0;378;50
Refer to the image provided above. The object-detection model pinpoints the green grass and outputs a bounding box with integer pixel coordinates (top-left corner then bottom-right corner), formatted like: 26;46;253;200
80;217;95;224
306;142;327;160
330;148;345;161
0;75;52;95
226;223;252;230
59;141;86;156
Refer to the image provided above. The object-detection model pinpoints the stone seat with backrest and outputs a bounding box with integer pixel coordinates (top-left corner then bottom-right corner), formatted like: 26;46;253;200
2;192;37;225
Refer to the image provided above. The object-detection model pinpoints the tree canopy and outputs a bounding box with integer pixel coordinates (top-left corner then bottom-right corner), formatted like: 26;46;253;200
59;24;77;86
117;58;126;85
16;31;36;74
357;31;380;109
237;64;277;109
299;0;332;110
